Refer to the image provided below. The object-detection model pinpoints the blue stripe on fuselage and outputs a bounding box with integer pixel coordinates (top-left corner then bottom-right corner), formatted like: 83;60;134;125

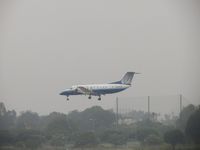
60;87;127;96
92;87;126;95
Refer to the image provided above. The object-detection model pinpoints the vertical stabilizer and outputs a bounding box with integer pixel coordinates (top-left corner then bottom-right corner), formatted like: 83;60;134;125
121;72;135;85
110;72;139;85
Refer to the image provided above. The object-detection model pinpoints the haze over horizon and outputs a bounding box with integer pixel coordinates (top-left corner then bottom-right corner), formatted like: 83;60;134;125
0;0;200;115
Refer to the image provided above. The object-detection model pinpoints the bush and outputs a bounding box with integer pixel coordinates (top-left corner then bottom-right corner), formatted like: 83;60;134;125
16;129;45;149
136;127;158;143
164;129;184;150
100;130;127;145
74;132;98;147
0;130;14;146
144;134;163;145
50;135;66;147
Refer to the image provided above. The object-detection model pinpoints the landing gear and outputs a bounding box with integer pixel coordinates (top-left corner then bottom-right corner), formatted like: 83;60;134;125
98;96;101;101
88;95;92;99
66;96;69;101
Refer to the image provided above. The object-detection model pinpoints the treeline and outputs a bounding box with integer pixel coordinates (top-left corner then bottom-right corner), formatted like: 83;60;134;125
0;102;200;150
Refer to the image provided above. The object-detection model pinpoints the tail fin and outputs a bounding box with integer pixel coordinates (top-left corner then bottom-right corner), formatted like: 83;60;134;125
121;72;135;85
110;72;139;85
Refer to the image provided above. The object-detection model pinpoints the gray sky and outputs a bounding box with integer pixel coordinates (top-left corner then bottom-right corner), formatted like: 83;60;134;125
0;0;200;115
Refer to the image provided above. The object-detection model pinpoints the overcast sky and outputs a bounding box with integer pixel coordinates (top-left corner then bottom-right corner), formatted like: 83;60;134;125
0;0;200;115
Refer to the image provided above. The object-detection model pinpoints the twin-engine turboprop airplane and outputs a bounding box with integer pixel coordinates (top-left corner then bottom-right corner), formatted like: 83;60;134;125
60;72;139;100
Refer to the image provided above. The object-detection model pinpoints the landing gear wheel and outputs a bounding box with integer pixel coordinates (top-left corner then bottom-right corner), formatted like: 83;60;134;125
98;96;101;101
88;95;92;99
66;96;69;101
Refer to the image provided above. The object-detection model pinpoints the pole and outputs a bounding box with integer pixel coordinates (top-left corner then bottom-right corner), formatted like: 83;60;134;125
148;96;150;121
180;94;182;120
116;97;119;127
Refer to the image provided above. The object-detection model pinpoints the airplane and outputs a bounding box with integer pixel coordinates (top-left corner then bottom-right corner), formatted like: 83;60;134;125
60;72;139;101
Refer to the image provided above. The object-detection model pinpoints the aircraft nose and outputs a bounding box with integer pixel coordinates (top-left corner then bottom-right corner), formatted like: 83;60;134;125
60;91;66;95
60;89;72;95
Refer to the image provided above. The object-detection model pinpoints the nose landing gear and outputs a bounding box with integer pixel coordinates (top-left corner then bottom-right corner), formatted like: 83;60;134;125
98;96;101;101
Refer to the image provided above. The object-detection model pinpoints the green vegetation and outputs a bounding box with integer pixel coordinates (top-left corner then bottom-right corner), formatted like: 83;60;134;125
74;132;99;147
164;129;184;150
185;108;200;144
0;102;200;150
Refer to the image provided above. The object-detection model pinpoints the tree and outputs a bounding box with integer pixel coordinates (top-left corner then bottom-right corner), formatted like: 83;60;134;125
0;102;16;129
164;129;184;150
0;102;6;116
39;112;68;130
185;108;200;144
177;104;196;130
68;106;115;132
16;111;40;129
46;115;78;145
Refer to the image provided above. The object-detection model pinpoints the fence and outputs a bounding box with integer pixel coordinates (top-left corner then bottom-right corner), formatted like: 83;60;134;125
115;94;191;120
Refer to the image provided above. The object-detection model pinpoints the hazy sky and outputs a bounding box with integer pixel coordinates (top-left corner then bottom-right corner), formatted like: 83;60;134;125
0;0;200;115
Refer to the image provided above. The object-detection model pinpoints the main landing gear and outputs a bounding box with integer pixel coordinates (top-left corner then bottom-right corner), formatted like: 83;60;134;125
98;96;101;101
88;95;101;100
66;96;69;101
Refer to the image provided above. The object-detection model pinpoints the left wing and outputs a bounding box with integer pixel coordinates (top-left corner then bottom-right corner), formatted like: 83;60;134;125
77;86;92;95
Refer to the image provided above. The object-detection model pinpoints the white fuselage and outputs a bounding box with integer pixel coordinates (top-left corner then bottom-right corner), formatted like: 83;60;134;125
72;84;130;91
60;83;131;97
60;72;136;100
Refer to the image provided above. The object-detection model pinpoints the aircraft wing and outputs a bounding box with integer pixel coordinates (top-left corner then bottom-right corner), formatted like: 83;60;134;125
77;86;92;95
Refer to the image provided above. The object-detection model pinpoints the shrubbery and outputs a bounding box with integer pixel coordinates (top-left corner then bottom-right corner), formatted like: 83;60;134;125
144;134;163;145
100;130;128;145
0;102;200;149
164;129;184;150
74;132;98;147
